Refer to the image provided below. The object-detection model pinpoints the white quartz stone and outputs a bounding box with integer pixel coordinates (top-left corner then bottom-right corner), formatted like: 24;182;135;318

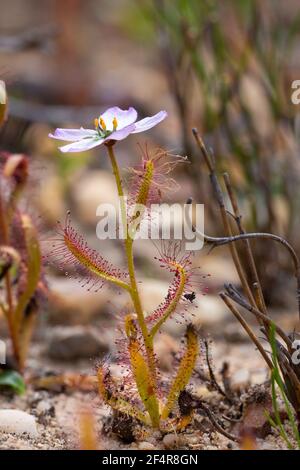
0;409;38;438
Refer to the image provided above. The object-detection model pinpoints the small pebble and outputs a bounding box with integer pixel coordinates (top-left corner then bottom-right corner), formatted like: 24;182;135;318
47;326;109;360
163;433;182;449
138;441;156;450
36;400;55;416
0;410;38;438
187;435;199;445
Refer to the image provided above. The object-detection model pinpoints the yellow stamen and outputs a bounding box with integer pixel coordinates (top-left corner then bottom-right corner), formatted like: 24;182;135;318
99;117;106;130
94;118;99;129
112;117;118;131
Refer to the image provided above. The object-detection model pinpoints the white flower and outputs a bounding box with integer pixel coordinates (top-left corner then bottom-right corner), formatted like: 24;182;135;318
49;106;167;153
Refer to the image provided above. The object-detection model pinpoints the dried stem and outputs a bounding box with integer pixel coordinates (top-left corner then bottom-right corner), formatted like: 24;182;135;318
191;129;300;425
223;172;267;318
192;128;256;307
186;198;300;320
199;401;239;442
223;284;292;350
203;339;230;401
189;129;300;319
220;293;273;370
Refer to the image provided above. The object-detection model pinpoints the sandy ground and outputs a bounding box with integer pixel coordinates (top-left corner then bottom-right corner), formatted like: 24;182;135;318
0;334;297;451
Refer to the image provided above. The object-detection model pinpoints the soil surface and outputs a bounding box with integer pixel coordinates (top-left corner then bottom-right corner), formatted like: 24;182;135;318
0;332;297;450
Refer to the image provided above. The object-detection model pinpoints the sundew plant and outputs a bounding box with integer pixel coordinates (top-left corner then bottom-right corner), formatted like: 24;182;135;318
0;81;42;378
50;107;202;430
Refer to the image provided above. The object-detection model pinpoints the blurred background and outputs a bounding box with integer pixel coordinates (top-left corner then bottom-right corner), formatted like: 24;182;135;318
1;0;300;367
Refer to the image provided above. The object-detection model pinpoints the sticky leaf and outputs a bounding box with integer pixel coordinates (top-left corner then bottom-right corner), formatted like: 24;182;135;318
128;338;160;427
149;264;186;337
162;324;198;420
97;366;149;425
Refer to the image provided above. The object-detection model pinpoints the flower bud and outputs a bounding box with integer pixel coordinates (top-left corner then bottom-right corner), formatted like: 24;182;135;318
3;154;29;186
0;81;7;128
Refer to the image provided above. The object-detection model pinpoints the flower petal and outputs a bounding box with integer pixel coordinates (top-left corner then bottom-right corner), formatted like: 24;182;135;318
49;127;98;141
105;124;136;142
131;110;167;134
101;107;137;131
59;137;103;153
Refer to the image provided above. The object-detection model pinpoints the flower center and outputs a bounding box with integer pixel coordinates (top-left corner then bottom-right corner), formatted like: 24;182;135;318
94;116;118;138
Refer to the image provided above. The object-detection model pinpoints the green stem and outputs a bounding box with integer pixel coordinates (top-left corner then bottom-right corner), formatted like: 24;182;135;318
106;144;159;412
